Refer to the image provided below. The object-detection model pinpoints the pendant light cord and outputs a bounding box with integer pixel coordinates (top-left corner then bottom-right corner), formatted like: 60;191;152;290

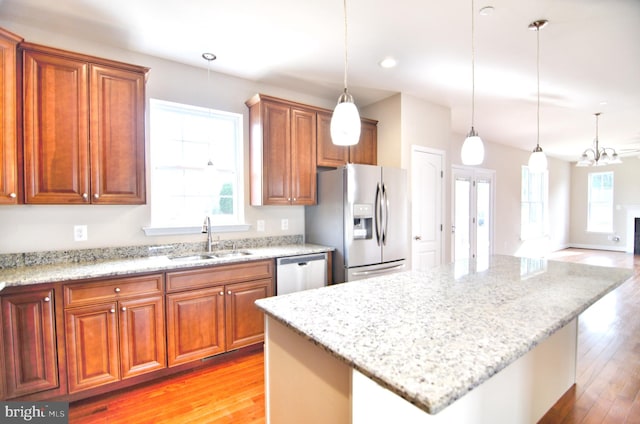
342;0;349;92
471;0;476;128
536;25;540;149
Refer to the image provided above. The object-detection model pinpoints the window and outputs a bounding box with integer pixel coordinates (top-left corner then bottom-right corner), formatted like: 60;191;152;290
148;99;244;232
587;171;614;233
520;166;548;240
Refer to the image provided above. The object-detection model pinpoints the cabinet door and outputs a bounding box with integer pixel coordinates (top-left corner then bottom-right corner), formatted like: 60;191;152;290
350;120;378;165
0;29;21;204
2;289;58;398
65;303;119;393
225;279;273;351
23;49;90;204
316;110;348;167
90;64;146;204
262;101;292;205
118;296;166;379
166;286;225;367
290;107;317;205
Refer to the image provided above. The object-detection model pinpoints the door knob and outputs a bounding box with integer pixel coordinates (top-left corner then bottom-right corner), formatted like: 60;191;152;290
414;236;422;240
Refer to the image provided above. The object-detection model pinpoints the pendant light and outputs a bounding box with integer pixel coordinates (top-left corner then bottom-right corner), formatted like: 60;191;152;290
527;20;548;171
576;113;622;167
461;0;485;166
330;0;361;146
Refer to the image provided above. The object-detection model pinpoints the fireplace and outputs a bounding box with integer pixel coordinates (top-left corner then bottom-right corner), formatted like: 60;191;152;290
636;218;640;255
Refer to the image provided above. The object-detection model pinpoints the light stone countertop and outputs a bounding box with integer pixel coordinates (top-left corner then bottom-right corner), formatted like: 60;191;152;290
0;244;333;291
255;255;634;415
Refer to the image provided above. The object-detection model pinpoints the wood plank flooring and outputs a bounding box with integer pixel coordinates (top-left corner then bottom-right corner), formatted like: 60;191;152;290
69;249;640;423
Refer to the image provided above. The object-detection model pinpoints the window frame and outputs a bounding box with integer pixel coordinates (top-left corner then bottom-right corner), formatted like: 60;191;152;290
520;165;549;241
586;171;614;234
143;99;249;236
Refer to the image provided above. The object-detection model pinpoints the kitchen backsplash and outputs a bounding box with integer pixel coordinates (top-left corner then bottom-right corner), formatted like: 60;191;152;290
0;235;304;269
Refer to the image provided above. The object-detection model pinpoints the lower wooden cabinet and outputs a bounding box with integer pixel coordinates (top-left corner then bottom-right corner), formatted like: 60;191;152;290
166;260;274;367
1;287;59;398
64;274;166;393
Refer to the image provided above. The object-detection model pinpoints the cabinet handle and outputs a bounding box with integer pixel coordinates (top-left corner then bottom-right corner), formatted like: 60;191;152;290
94;193;100;199
114;287;121;293
219;291;224;296
121;306;127;312
110;308;116;313
8;192;16;199
43;296;50;302
82;193;89;201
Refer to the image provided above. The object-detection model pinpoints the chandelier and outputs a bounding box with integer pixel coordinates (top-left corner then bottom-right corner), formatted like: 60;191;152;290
576;113;622;167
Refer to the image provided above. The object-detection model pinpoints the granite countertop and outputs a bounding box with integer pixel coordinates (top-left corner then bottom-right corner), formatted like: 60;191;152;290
0;243;333;291
255;254;634;415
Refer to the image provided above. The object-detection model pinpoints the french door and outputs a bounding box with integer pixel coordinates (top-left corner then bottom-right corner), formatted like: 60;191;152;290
452;166;495;267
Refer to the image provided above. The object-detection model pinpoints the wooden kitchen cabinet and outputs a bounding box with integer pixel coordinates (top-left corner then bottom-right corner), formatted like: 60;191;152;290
1;287;60;399
166;260;274;366
21;42;147;204
0;28;22;204
246;94;317;205
317;111;378;167
64;274;165;393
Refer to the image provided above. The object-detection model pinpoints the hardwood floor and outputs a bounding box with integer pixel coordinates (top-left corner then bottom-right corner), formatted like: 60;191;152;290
68;249;640;423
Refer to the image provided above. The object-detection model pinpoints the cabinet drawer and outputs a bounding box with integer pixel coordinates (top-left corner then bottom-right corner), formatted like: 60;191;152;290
166;259;274;293
64;274;164;307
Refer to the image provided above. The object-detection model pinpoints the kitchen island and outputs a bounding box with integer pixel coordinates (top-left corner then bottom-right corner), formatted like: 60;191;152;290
255;255;633;424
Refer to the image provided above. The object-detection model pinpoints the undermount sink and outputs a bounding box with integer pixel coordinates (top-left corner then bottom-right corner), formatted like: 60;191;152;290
169;250;252;261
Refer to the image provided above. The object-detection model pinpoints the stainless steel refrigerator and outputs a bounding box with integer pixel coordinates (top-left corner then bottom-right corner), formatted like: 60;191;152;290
305;164;408;283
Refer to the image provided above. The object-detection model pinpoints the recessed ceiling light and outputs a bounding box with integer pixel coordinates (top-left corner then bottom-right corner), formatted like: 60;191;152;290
479;6;494;16
599;101;608;106
379;57;397;68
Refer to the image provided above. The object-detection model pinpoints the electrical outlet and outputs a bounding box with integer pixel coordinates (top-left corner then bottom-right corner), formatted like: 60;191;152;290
281;219;288;231
74;225;88;241
257;220;265;232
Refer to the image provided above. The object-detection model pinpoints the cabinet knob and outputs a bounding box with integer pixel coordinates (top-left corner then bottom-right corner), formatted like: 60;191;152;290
121;306;127;312
219;291;224;296
43;296;50;302
82;193;89;201
94;193;100;199
114;287;121;293
110;308;116;313
227;290;232;295
293;198;297;202
8;192;16;199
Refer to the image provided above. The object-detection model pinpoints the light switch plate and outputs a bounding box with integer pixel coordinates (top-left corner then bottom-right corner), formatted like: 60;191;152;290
257;220;265;232
281;219;288;231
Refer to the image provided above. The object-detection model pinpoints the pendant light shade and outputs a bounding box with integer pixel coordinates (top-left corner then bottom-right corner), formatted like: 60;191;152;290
331;90;361;146
461;0;484;165
461;128;485;166
527;19;548;172
331;0;361;146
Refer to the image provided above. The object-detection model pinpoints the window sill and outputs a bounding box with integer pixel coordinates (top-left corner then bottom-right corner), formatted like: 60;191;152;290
143;224;251;236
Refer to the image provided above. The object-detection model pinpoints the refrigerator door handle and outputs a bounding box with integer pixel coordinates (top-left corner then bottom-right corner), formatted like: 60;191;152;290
375;183;382;246
382;183;389;245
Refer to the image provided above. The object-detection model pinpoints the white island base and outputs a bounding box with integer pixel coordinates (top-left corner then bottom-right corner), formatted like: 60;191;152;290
264;316;577;424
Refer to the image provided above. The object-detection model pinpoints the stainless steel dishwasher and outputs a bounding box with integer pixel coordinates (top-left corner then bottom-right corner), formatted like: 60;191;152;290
276;253;327;295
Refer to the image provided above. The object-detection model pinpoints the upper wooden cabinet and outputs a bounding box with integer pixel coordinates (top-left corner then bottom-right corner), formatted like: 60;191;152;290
317;110;378;167
0;28;22;205
21;43;148;204
246;94;317;206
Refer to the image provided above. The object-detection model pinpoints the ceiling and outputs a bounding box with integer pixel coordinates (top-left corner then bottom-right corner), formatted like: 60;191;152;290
2;0;640;162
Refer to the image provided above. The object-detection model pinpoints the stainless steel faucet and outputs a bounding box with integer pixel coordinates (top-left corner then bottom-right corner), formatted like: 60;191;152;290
202;216;213;252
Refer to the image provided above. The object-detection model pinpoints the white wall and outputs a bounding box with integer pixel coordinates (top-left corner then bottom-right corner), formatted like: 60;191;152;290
570;159;640;251
0;21;337;254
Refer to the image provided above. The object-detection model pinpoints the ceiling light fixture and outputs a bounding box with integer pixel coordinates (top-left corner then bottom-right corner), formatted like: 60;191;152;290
461;0;485;166
379;57;397;68
576;113;622;167
330;0;361;146
527;19;548;172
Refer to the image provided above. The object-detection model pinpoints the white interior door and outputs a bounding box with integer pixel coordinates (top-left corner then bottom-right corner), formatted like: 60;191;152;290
452;166;495;265
411;146;444;271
